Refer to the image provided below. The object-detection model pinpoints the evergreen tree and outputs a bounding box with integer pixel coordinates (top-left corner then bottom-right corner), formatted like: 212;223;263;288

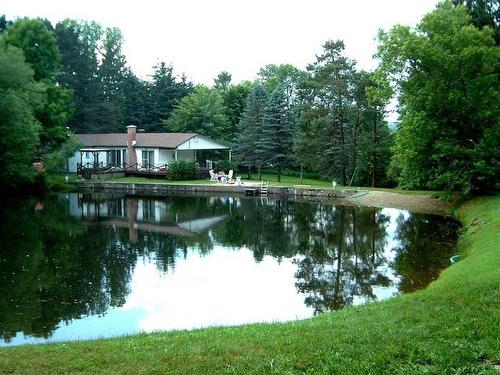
55;19;103;133
213;71;232;90
0;15;12;34
235;82;267;178
145;62;192;132
452;0;500;43
259;85;294;182
98;27;127;131
122;69;146;126
299;40;356;185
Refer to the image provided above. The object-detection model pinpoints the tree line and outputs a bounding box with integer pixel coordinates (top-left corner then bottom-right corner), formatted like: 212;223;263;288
0;0;498;194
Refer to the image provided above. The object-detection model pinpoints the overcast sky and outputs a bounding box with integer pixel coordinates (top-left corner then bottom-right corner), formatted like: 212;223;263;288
3;0;439;86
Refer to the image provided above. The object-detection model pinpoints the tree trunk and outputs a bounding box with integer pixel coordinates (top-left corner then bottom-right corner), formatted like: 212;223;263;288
247;163;252;180
352;109;360;184
339;114;347;186
372;112;378;187
277;166;281;182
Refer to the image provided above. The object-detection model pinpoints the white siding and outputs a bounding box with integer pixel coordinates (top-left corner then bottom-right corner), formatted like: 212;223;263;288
67;149;112;172
67;133;229;172
159;149;174;164
136;148;159;167
176;135;228;150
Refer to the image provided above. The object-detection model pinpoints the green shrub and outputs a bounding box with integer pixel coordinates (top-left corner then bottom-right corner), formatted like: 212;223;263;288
259;168;322;180
166;161;197;180
213;160;237;173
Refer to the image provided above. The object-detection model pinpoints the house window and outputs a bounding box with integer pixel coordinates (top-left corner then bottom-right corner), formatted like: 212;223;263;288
122;149;127;165
85;151;90;158
110;199;125;217
108;150;122;167
142;150;154;168
142;200;155;221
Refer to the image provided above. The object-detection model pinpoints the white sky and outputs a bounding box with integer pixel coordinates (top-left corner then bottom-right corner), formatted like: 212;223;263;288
3;0;439;86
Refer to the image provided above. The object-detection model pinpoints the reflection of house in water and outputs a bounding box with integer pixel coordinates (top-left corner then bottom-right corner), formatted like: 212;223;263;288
65;193;226;242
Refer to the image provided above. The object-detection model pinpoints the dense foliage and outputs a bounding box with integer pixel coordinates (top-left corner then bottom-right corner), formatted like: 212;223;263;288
376;1;499;194
166;160;197;180
0;40;42;188
235;83;267;178
258;86;294;182
0;0;498;194
165;86;229;140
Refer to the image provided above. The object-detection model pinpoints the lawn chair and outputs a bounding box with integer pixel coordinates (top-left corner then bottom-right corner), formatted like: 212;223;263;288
226;170;234;184
209;169;217;182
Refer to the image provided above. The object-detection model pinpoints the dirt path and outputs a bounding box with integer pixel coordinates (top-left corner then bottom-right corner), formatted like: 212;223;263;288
347;190;452;215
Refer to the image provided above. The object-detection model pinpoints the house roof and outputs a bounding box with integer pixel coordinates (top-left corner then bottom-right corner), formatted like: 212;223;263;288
75;133;197;149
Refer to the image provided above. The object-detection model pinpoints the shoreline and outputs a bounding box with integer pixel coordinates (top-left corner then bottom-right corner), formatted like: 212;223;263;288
1;196;497;373
75;180;452;215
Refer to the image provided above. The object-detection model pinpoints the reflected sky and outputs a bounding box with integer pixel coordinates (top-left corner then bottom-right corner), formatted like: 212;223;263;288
0;193;459;346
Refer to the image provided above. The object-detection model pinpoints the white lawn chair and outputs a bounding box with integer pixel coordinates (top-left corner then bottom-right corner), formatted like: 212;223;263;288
209;169;217;182
226;170;234;183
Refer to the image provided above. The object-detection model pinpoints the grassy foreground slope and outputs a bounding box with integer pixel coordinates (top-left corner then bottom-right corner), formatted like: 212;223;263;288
0;196;498;374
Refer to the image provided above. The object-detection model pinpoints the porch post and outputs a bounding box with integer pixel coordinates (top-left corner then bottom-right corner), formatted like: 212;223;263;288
174;149;178;161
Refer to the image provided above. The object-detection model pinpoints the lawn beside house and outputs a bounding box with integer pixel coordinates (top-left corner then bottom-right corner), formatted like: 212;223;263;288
0;195;498;374
82;173;439;195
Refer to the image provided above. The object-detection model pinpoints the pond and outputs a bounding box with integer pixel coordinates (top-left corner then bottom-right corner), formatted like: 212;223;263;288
0;192;460;346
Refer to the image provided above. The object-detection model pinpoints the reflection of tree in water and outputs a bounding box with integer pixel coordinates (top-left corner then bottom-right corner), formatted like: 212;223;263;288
293;206;390;314
0;193;459;342
212;198;296;261
392;213;459;293
0;197;141;342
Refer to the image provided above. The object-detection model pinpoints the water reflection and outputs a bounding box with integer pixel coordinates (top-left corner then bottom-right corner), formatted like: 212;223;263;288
0;193;459;345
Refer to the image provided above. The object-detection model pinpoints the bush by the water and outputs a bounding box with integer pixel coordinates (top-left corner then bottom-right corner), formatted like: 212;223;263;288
166;161;197;180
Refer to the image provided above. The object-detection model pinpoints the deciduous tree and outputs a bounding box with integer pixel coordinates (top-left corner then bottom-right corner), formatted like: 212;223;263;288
376;1;499;194
0;41;42;188
166;86;229;140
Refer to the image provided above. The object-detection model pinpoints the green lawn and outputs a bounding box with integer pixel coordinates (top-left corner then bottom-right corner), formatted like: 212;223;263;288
83;174;439;195
1;195;498;374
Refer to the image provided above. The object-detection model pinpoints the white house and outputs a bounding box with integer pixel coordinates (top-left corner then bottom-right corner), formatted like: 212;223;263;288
67;125;231;173
62;193;227;242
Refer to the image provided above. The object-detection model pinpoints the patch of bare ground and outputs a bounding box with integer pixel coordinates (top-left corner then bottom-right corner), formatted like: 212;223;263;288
347;190;452;215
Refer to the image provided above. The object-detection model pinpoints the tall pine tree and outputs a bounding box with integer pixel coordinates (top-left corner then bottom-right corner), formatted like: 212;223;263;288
298;40;356;185
235;82;267;178
259;85;293;182
98;27;127;131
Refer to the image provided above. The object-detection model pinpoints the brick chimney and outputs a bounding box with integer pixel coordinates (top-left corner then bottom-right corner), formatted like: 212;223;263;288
126;125;137;168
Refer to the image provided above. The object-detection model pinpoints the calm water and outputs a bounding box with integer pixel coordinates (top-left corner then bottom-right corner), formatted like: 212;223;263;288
0;192;459;346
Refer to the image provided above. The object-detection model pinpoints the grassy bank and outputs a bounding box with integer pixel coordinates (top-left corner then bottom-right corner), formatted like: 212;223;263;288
1;196;498;374
91;174;439;195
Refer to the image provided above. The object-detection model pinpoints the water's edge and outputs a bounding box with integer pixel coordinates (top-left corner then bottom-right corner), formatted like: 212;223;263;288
75;181;358;198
